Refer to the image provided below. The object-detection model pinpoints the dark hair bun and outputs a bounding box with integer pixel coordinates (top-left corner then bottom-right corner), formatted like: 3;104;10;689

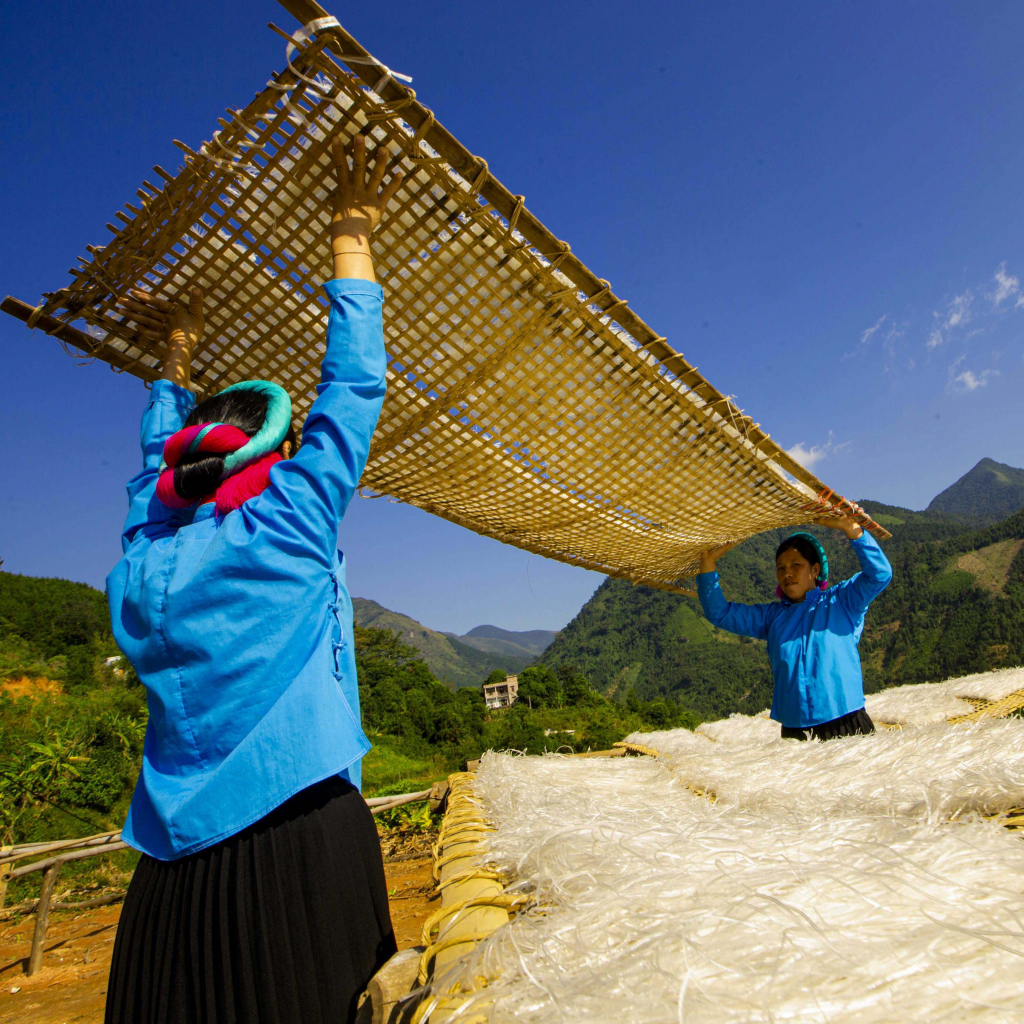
181;387;297;460
173;455;228;502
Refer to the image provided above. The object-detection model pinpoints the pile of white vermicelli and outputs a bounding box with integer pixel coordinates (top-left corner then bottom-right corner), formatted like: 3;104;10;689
626;716;1024;821
427;676;1024;1022
862;668;1024;725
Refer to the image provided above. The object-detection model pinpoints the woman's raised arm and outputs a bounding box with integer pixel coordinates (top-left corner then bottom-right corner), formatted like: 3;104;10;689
247;134;403;563
817;517;893;616
113;288;206;547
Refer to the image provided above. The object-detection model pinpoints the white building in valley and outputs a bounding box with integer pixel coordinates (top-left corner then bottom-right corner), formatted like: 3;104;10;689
483;674;519;710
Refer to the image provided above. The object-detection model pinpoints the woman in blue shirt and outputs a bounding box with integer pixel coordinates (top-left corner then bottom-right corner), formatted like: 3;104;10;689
104;135;404;1024
697;517;892;740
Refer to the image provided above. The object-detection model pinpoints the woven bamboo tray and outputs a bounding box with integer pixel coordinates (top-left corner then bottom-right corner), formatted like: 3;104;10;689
948;687;1024;724
2;1;888;592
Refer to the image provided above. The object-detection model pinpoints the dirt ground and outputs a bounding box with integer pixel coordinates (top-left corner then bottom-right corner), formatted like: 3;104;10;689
0;850;438;1024
1;677;61;700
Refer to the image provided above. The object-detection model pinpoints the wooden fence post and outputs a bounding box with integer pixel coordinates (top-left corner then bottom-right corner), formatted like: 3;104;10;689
27;863;60;976
0;846;11;909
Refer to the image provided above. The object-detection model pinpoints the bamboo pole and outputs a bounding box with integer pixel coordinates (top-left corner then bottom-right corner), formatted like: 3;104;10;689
27;864;60;976
0;831;122;865
365;789;432;809
0;297;163;383
0;846;11;909
8;842;130;881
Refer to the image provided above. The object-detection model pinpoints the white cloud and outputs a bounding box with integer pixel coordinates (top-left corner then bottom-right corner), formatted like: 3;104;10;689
927;290;973;348
990;262;1020;307
943;291;972;328
949;361;999;392
786;432;849;470
859;314;887;345
850;314;907;370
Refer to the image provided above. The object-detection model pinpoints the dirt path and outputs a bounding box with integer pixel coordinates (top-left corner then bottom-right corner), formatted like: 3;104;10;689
0;856;438;1024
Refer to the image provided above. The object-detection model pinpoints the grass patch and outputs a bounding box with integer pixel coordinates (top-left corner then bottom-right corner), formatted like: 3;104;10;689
953;538;1024;596
871;513;906;526
361;734;448;798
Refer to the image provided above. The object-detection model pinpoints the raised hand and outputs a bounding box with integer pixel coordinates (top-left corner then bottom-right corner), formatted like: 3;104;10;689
699;541;738;574
330;133;403;282
813;516;864;540
117;286;205;389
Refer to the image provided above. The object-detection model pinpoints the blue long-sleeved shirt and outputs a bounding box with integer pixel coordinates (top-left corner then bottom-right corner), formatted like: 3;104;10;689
696;532;892;728
106;279;386;860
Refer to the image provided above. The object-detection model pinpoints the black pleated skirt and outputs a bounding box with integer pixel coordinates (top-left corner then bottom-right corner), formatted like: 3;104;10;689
781;707;876;742
105;775;396;1024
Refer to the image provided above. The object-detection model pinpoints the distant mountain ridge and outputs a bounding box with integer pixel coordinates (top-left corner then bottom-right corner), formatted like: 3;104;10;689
455;624;559;661
352;598;547;688
927;458;1024;521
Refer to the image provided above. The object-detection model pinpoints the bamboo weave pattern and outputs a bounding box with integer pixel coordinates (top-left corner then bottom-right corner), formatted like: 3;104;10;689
28;18;888;591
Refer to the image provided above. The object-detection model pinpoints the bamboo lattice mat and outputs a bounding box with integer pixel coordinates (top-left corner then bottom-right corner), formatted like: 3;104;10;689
949;687;1024;724
6;10;888;591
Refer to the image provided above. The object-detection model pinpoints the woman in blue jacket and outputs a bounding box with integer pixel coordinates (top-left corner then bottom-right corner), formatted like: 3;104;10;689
104;135;403;1024
697;517;892;740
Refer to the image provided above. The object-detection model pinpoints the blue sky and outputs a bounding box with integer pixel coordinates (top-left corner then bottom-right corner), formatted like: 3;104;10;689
4;1;1024;633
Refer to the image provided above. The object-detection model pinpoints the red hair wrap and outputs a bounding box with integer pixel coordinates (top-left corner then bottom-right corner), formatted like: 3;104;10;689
156;422;281;513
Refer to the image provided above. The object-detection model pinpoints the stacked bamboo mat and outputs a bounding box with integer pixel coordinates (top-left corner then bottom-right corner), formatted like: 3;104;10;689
2;3;888;590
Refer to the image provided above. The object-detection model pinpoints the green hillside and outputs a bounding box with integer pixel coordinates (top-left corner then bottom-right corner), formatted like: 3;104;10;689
453;633;539;661
0;571;144;853
926;458;1024;521
351;598;533;688
540;502;1024;719
537;578;774;721
1;571;111;679
0;573;682;855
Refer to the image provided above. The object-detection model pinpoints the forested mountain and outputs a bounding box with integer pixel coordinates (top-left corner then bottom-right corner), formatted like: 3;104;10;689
537;580;774;721
351;598;534;687
926;458;1024;521
540;499;1024;720
1;572;110;660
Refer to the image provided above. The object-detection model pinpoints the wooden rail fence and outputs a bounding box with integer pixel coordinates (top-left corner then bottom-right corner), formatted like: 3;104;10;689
1;786;439;976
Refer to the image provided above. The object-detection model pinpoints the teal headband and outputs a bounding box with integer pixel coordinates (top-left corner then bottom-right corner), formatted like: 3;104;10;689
786;532;829;582
217;380;293;478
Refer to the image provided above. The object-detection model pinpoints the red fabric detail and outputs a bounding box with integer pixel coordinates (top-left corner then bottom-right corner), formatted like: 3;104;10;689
214;453;282;515
156;467;194;509
158;424;278;512
162;425;206;469
161;423;250;468
197;424;250;454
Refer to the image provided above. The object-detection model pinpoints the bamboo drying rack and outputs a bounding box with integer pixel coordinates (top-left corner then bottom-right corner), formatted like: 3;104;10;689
1;0;889;593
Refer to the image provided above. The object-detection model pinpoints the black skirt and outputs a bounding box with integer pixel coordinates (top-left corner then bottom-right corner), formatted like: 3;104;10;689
781;707;876;742
106;775;396;1024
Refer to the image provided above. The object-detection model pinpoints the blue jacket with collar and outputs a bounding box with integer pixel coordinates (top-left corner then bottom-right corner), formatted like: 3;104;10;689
696;532;892;728
106;279;385;861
